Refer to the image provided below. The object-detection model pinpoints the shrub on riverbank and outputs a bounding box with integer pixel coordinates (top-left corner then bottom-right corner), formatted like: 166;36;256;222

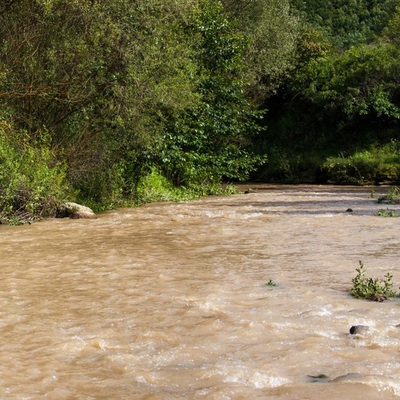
377;186;400;204
322;142;400;185
134;169;237;205
253;140;400;185
0;129;70;224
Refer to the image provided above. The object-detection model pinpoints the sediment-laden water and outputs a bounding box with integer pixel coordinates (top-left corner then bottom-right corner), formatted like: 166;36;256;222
1;185;400;399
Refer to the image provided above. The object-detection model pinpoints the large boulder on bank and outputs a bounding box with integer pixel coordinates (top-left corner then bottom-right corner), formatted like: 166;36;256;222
57;202;96;219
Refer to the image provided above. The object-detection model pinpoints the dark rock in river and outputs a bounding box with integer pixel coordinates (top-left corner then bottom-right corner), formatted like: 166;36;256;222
307;374;330;382
349;325;369;335
57;202;96;219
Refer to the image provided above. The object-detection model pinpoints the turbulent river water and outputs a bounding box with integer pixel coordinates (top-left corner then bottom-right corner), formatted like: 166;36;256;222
1;185;400;399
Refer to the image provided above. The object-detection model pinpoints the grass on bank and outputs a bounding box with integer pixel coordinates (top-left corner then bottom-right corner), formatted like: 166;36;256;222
81;168;238;214
323;142;400;185
134;169;237;205
257;141;400;185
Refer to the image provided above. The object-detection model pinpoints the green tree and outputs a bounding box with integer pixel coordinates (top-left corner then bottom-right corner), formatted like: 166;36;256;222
160;0;266;188
299;43;400;125
221;0;300;99
383;5;400;45
291;0;400;48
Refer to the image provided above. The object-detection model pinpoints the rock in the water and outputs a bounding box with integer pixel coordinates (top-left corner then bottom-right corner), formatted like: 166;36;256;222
57;202;96;219
330;372;362;382
349;325;369;335
370;293;387;302
307;374;329;382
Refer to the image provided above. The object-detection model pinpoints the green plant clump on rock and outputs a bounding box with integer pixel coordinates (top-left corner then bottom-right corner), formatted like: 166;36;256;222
350;261;399;302
377;208;398;217
377;186;400;204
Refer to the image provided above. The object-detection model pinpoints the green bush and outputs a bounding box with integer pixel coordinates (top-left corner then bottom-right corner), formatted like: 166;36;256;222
377;208;398;217
322;142;400;185
377;186;400;204
135;169;192;204
0;129;71;224
134;168;237;205
350;260;399;301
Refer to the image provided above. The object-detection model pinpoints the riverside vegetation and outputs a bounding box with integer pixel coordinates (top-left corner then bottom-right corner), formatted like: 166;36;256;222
1;0;400;223
350;261;399;302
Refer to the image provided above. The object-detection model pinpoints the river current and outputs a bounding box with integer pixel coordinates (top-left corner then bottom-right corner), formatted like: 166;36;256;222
1;185;400;399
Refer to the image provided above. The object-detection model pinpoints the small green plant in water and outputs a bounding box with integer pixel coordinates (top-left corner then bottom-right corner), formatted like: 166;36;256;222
4;217;23;226
377;186;400;204
377;208;398;217
266;279;278;287
350;261;399;301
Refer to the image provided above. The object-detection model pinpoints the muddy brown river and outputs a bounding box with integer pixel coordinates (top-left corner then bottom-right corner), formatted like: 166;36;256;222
1;185;400;399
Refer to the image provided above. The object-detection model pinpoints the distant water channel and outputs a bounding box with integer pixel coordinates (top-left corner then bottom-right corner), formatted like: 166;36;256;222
1;185;400;399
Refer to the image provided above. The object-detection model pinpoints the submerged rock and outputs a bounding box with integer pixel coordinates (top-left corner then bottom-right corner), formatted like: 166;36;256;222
349;325;370;335
307;374;330;382
57;202;96;219
308;372;362;383
370;293;387;302
330;372;362;383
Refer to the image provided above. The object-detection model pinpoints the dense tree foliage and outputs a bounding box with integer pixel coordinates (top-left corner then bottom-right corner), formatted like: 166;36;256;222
221;0;300;98
291;0;399;47
256;0;400;184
